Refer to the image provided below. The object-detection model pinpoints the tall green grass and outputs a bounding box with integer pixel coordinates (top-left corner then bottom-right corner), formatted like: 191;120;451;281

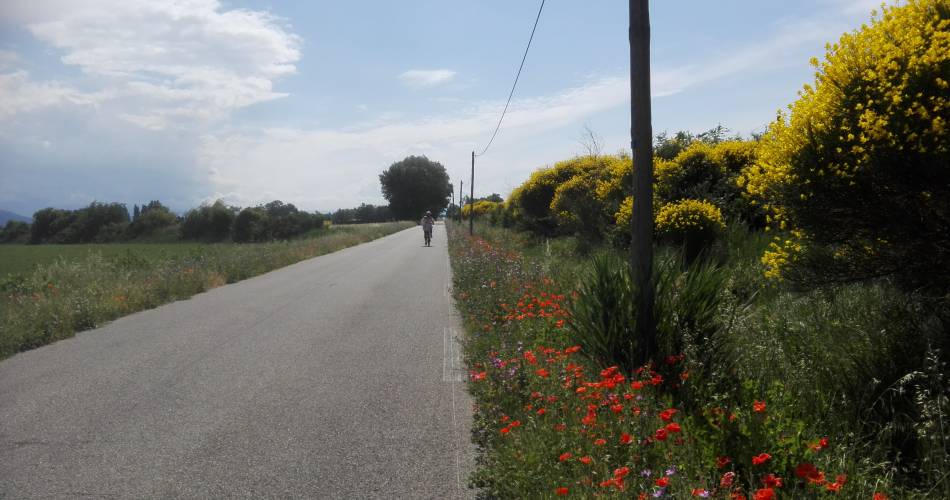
0;221;413;358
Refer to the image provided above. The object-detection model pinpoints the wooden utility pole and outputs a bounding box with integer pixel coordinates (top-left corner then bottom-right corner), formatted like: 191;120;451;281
469;150;475;236
630;0;655;361
459;180;464;222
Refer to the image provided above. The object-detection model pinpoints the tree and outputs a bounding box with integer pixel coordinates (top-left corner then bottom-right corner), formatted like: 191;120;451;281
181;200;235;242
0;220;29;243
743;0;950;291
232;207;268;242
379;155;452;219
128;200;176;238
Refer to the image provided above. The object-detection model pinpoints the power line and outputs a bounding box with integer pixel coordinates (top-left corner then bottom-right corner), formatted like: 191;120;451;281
475;0;546;157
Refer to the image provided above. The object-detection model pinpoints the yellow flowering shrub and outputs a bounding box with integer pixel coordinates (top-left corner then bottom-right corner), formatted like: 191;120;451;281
656;140;762;226
744;0;950;289
461;200;501;218
655;143;723;204
655;199;725;259
509;154;630;235
615;196;633;228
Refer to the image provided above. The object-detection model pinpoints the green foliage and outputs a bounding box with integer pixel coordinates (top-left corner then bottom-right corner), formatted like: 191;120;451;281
128;200;176;238
331;203;392;224
654;130;695;161
1;220;29;243
744;0;950;291
567;254;641;370
232;207;268;242
29;202;130;244
180;200;235;242
379;155;452;219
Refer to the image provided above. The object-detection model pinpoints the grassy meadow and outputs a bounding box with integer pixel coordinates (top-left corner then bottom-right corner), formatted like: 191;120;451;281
0;221;414;359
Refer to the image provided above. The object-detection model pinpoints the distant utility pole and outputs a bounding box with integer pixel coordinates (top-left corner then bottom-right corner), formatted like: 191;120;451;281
469;150;475;236
459;180;464;222
630;0;656;361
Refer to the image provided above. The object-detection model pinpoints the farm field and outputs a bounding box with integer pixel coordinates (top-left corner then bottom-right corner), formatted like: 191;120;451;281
0;243;208;277
0;223;399;277
0;221;414;358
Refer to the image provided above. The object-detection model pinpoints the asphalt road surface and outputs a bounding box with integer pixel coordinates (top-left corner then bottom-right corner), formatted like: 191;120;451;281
0;223;476;499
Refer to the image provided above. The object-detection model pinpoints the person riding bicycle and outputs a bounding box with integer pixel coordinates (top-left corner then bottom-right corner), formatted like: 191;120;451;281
421;211;435;246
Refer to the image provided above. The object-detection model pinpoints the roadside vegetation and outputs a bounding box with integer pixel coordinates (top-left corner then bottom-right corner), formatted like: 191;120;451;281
450;2;948;498
0;222;413;359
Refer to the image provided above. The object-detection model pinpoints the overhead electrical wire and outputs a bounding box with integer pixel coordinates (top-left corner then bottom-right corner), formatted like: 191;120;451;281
475;0;546;157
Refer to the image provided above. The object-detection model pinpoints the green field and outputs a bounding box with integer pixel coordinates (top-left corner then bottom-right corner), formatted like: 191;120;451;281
0;223;400;277
0;243;209;277
0;221;414;358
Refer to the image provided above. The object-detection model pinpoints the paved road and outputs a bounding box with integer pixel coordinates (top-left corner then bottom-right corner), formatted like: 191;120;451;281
0;223;475;499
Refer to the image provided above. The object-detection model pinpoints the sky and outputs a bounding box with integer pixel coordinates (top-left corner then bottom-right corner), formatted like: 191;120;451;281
0;0;884;216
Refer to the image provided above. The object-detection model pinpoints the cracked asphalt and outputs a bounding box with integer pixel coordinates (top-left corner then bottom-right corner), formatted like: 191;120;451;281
0;223;475;499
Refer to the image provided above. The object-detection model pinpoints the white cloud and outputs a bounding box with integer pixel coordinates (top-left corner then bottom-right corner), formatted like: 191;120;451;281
0;70;106;118
0;50;19;70
398;69;457;88
1;0;300;129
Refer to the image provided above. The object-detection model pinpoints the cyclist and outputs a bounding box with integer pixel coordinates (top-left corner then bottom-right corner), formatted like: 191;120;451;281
421;211;434;246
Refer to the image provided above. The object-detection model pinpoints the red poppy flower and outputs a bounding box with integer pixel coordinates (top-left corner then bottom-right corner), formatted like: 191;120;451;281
665;423;682;433
536;368;550;378
659;408;678;421
761;474;783;488
578;456;592;465
655;477;670;487
654;428;668;441
752;488;775;500
795;462;818;479
472;371;487;381
620;433;633;445
809;437;829;452
873;493;889;500
614;466;630;478
716;456;732;469
720;471;735;488
630;381;644;390
555;486;569;496
753;400;767;413
594;438;607;446
559;452;572;462
751;453;771;465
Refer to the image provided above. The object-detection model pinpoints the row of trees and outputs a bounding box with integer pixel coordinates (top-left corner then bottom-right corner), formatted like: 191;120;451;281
8;200;334;244
4;154;456;244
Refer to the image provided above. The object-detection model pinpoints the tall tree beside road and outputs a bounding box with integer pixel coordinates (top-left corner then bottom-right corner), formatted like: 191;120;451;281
379;156;452;219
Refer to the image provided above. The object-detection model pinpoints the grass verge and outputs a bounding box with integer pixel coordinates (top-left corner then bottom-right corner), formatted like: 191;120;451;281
448;220;943;499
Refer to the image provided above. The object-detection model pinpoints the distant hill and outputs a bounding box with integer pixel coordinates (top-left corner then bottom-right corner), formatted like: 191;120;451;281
0;209;31;225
